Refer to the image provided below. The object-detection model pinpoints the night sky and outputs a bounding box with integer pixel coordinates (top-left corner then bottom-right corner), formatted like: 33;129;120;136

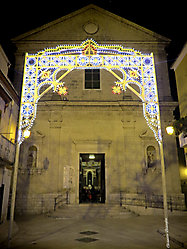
1;1;185;53
0;0;186;99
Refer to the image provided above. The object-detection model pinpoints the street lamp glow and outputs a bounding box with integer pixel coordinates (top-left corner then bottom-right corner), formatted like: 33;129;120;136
23;130;31;138
166;126;174;135
184;168;187;176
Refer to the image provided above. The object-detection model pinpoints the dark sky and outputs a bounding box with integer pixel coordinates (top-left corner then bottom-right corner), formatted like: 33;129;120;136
0;0;186;69
0;0;185;101
1;1;186;59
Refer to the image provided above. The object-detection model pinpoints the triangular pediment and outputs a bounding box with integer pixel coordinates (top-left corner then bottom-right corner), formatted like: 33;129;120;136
12;4;170;43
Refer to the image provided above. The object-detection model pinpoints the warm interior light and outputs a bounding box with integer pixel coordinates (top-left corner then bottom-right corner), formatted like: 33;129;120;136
166;126;174;135
89;154;95;160
23;130;31;138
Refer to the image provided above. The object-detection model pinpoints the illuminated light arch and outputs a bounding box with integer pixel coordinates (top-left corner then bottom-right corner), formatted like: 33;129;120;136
19;39;162;144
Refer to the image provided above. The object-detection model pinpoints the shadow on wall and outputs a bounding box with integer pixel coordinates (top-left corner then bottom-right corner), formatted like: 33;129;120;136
16;144;50;214
131;144;161;195
43;157;49;170
133;137;181;196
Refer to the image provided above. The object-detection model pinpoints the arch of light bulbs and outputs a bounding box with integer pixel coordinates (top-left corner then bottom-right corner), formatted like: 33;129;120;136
12;39;171;249
19;39;162;145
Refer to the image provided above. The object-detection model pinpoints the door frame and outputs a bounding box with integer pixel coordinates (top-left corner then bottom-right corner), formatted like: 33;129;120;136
79;153;105;204
72;140;112;204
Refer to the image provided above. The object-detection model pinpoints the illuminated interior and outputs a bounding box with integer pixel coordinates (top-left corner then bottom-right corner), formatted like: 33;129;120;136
79;153;105;203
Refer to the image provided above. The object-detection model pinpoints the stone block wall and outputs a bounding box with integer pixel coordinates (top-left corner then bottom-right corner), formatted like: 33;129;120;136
15;193;67;215
121;193;186;211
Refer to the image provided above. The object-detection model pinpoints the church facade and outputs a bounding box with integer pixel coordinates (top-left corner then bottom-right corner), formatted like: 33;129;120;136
12;5;185;214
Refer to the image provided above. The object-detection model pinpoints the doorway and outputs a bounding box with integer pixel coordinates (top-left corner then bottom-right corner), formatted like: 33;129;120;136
79;154;105;203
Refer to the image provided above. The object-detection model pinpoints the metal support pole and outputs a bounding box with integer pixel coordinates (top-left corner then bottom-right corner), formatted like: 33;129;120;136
7;52;26;248
151;52;170;248
159;141;170;248
8;142;20;248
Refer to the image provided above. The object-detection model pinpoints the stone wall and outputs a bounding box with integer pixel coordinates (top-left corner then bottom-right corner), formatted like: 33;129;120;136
121;193;186;211
15;100;184;214
15;192;67;215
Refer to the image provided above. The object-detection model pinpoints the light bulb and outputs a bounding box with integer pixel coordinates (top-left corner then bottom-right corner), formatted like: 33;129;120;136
23;130;31;138
166;126;174;135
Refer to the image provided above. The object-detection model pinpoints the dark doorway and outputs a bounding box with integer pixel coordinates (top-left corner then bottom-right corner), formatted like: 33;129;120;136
79;154;105;203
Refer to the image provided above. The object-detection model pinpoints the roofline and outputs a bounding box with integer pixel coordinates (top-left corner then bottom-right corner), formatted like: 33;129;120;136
11;4;171;43
171;42;187;71
0;45;11;65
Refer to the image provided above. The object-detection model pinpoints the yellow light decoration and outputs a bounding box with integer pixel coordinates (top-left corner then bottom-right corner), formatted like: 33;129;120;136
112;85;122;94
19;39;162;144
129;70;138;78
41;71;51;79
57;86;68;96
11;39;173;249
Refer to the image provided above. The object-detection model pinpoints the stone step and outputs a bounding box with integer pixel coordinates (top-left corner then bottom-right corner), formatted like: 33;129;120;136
49;204;133;219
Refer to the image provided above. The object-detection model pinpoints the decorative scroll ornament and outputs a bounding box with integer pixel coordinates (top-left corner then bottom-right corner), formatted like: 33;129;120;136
19;39;162;144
